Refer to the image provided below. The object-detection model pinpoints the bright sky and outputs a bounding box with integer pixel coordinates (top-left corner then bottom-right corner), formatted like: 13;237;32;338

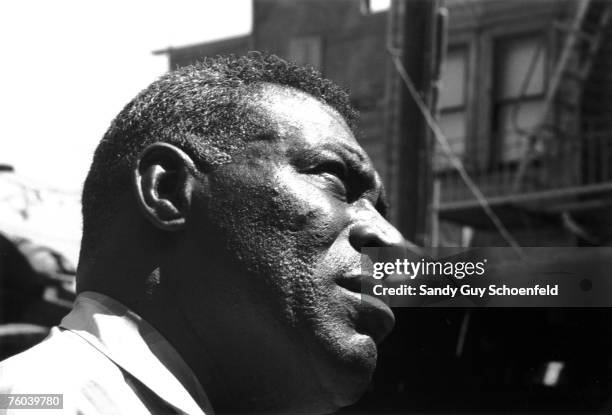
0;0;252;193
0;1;251;264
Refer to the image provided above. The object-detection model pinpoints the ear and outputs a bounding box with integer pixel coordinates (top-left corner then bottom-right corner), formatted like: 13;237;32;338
133;143;198;231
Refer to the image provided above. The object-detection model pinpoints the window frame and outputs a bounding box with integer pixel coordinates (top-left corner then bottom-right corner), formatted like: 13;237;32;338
434;35;477;172
491;30;550;163
287;35;324;72
475;21;555;168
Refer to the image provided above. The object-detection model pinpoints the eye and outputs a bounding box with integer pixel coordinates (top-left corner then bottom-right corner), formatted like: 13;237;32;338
309;161;349;198
317;161;347;181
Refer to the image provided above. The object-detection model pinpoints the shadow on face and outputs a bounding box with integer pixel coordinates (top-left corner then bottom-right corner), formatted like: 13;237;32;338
158;84;405;413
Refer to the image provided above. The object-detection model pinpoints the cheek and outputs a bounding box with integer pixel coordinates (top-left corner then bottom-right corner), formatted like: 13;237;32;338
271;166;347;241
210;164;348;252
268;168;359;312
206;166;351;310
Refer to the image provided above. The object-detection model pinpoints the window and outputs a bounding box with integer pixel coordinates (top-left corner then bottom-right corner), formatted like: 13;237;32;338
360;0;391;14
435;46;469;170
288;36;323;71
493;34;547;162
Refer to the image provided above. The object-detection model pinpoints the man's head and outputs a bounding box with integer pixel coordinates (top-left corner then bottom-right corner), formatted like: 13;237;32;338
81;53;358;249
79;54;403;413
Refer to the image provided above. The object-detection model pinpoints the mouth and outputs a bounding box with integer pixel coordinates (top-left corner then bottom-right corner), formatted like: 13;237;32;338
336;274;396;344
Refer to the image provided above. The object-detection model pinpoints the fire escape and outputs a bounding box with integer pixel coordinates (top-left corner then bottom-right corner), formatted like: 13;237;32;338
437;0;612;237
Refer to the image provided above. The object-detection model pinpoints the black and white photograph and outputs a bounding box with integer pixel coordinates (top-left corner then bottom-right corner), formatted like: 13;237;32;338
2;0;612;413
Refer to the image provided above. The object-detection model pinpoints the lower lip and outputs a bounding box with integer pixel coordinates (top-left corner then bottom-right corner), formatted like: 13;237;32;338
339;287;396;343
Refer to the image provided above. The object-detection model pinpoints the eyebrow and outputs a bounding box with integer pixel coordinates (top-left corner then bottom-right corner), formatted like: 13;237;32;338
250;128;283;142
332;142;368;164
319;142;368;168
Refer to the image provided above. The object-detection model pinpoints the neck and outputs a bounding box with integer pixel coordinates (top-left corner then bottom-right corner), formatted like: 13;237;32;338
77;252;321;413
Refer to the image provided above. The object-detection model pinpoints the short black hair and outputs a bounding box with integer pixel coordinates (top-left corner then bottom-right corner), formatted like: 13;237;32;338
81;53;358;252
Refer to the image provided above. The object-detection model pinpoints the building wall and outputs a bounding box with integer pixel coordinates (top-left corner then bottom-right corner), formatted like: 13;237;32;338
435;0;612;247
582;7;612;185
440;0;577;179
166;35;252;69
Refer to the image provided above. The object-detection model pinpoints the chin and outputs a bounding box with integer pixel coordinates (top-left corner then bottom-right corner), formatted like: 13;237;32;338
307;331;378;412
296;384;369;415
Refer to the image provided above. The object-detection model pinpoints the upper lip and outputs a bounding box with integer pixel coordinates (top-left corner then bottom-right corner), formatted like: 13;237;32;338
336;273;396;343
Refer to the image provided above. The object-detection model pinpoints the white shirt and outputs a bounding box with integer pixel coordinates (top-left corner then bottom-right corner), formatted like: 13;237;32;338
0;291;214;415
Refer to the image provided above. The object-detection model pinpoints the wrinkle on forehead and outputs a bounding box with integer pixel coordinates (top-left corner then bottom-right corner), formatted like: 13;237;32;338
249;83;356;144
245;84;385;206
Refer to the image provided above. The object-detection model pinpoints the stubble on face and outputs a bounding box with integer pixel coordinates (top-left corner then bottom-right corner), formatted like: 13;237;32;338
179;84;390;410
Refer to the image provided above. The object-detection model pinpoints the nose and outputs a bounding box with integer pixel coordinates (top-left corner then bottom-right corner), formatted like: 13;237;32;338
348;204;405;251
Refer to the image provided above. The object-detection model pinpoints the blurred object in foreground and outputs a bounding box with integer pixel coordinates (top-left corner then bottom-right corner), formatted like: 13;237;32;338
0;231;75;360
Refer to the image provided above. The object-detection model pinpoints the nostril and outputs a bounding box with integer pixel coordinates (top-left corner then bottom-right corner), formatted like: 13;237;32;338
349;221;406;253
349;224;385;252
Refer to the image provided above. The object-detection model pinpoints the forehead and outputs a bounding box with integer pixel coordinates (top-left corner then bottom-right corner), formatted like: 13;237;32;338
252;84;361;151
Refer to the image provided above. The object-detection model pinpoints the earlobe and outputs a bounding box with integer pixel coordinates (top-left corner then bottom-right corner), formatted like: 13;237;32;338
133;143;197;231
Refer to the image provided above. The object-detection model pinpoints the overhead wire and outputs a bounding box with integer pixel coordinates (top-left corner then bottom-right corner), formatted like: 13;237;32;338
387;46;523;256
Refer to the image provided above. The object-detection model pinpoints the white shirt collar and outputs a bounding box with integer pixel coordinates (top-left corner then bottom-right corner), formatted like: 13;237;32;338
60;291;214;415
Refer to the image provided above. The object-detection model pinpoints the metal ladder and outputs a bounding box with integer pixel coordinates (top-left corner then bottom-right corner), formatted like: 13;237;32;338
512;0;612;192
